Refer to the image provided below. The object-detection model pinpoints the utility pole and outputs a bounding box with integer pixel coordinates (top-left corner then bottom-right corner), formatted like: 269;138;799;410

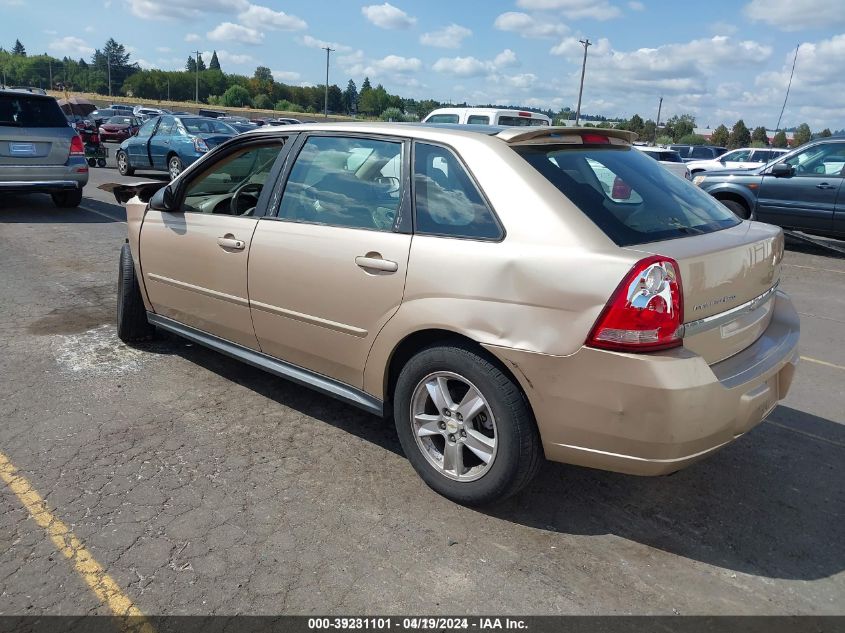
574;38;591;126
322;46;335;118
654;96;663;145
193;50;201;103
48;59;52;91
107;52;112;97
167;78;170;101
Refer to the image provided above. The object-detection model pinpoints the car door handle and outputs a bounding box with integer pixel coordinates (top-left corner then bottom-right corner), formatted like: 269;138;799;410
217;236;245;250
355;255;398;273
816;183;836;190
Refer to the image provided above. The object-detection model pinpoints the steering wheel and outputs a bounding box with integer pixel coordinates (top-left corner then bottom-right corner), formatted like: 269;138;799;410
230;182;263;215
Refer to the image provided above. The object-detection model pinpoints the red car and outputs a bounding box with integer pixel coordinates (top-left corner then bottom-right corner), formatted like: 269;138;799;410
98;115;141;143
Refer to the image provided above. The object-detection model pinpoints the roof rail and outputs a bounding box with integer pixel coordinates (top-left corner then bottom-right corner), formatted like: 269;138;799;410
496;126;637;145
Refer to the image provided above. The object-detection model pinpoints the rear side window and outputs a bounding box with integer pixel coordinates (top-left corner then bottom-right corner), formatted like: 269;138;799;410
690;146;714;159
0;95;67;127
426;114;459;124
414;143;501;240
467;115;490;125
515;145;740;246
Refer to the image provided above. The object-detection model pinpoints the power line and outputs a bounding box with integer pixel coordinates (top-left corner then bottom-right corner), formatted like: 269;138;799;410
775;43;800;132
574;38;591;126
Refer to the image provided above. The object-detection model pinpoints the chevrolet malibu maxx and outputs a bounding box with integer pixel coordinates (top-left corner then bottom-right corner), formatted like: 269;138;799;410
106;123;800;505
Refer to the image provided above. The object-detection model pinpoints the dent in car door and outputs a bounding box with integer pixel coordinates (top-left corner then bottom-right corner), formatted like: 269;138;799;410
248;134;411;388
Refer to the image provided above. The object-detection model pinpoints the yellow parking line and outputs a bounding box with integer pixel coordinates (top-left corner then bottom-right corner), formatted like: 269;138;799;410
800;356;845;371
0;451;154;632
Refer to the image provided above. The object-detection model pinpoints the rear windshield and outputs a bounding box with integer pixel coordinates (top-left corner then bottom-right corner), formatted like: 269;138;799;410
0;94;67;127
497;116;549;127
515;145;741;246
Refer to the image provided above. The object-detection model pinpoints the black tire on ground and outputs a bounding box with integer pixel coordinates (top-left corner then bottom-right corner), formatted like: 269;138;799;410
51;189;83;208
720;199;750;219
168;154;183;180
116;150;134;176
393;342;542;506
117;243;155;343
87;158;96;167
97;158;107;167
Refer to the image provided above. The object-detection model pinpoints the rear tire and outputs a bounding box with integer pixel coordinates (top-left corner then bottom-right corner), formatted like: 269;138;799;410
117;243;155;343
393;342;542;506
51;189;82;208
116;150;134;176
720;198;750;219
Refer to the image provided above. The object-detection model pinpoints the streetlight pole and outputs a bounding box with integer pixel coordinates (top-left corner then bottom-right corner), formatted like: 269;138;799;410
322;46;334;118
574;38;591;126
654;96;663;145
193;50;201;103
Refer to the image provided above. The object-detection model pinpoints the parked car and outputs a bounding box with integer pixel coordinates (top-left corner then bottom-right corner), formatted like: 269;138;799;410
218;116;259;134
423;107;551;126
115;114;237;179
99;115;141;143
687;147;789;174
0;89;88;207
198;108;226;119
106;123;799;505
89;108;119;125
133;106;167;120
670;144;728;162
693;137;845;238
633;146;691;180
109;104;134;113
267;117;303;126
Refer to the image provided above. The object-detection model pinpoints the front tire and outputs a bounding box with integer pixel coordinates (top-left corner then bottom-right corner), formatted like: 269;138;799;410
51;189;82;208
393;343;542;505
168;155;183;180
116;150;134;176
117;243;155;343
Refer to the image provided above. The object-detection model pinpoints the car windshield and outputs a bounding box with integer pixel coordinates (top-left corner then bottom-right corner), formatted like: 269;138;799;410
107;116;136;125
515;144;741;246
1;94;67;127
179;118;237;135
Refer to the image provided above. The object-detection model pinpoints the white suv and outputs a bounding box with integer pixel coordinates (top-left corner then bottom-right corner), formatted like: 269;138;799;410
687;147;789;174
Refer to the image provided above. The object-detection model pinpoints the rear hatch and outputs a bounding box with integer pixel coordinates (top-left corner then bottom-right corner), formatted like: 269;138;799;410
511;131;781;364
0;93;73;166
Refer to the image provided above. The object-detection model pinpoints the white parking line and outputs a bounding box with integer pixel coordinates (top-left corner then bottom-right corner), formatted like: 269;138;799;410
800;356;845;371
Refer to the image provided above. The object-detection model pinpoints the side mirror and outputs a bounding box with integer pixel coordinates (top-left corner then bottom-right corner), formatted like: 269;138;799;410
149;185;177;211
770;163;794;178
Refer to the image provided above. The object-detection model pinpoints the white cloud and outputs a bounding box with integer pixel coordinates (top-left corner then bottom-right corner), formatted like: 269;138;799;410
48;36;94;58
84;25;96;33
432;49;520;77
124;0;248;20
300;35;353;53
744;0;845;31
136;58;156;69
202;50;255;66
185;33;201;42
494;12;568;38
361;3;416;29
272;70;301;82
516;0;621;20
207;22;263;45
238;4;307;30
420;24;472;49
341;52;422;79
628;1;644;10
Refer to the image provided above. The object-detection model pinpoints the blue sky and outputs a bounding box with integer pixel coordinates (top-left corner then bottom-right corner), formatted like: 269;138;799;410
3;0;844;129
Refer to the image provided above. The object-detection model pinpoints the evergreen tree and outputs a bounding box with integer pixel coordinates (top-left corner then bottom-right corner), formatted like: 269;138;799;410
819;128;832;138
751;126;769;145
727;119;751;149
772;130;788;148
209;50;221;71
12;39;25;56
196;54;206;71
186;56;197;73
710;124;730;147
343;79;358;114
360;76;372;94
792;123;812;146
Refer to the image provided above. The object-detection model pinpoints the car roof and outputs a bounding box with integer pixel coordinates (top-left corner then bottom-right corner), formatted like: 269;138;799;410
0;88;53;99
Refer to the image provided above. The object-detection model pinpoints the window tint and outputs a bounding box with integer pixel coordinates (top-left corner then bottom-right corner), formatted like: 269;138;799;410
181;143;284;215
278;136;403;231
414;143;501;240
690;146;713;159
135;118;158;139
0;94;67;127
783;142;845;177
515;145;740;246
427;114;459;124
155;116;175;136
497;116;548;127
467;115;490;125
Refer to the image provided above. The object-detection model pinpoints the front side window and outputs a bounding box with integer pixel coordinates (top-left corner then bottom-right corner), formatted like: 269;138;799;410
135;118;158;139
278;136;403;231
782;142;845;177
413;143;502;240
516;144;740;246
181;143;284;215
155;116;175;137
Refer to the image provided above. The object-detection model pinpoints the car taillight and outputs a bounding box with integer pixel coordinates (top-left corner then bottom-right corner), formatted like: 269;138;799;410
581;133;610;144
193;137;209;153
69;135;85;156
587;256;684;352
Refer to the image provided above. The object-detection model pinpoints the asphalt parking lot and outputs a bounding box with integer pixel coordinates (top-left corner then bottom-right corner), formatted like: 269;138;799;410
0;152;843;616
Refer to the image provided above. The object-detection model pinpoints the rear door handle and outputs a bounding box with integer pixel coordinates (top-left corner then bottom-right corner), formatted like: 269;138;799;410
217;236;245;250
355;255;398;273
816;183;836;190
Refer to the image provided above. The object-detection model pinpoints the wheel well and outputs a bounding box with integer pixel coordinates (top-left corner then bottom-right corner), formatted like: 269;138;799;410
690;168;704;174
713;191;750;213
384;329;532;412
166;151;179;162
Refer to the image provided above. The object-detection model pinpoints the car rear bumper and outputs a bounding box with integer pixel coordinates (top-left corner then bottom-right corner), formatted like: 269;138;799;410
0;161;88;193
484;290;800;476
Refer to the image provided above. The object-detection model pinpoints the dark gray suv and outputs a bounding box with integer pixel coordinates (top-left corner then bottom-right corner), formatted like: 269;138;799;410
693;137;845;238
0;90;89;207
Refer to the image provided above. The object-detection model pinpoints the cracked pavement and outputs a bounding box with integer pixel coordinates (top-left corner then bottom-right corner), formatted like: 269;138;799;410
0;164;843;616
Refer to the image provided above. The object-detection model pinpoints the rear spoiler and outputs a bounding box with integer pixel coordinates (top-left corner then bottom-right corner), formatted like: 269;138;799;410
497;126;637;146
98;181;167;204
